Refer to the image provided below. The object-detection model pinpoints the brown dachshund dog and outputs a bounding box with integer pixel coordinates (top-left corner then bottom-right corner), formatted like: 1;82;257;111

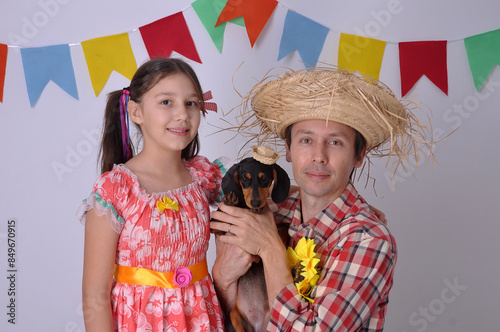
220;157;290;332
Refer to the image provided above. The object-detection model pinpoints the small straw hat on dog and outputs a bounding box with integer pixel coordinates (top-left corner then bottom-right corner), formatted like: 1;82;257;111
252;145;280;165
232;66;435;184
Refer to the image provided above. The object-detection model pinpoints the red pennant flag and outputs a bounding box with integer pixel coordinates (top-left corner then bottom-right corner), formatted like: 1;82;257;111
399;41;448;97
216;0;278;47
0;44;7;103
139;12;201;63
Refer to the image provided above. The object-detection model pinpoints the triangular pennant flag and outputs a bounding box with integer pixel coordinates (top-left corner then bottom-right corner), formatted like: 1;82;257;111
192;0;245;53
82;33;137;96
338;33;386;81
464;29;500;91
216;0;278;47
139;12;201;63
399;40;448;97
278;10;329;69
20;44;78;107
0;44;7;103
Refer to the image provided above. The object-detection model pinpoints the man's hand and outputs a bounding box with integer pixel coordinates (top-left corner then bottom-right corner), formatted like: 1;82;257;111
210;203;279;257
214;234;260;281
212;233;259;313
210;203;294;309
369;205;387;225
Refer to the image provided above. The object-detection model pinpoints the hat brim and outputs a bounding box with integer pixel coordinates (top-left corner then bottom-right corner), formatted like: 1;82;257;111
251;69;406;151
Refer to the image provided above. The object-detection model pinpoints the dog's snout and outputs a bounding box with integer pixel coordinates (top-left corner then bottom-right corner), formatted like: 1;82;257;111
250;199;262;208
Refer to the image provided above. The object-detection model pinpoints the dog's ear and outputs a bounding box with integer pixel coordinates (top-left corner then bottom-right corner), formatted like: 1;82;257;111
222;163;244;199
271;164;290;204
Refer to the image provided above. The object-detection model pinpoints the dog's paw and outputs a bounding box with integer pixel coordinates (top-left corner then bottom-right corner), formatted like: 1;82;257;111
223;192;239;206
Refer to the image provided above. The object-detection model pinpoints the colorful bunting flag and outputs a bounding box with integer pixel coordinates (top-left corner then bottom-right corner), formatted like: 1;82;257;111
338;33;386;81
464;29;500;91
82;33;137;96
278;10;329;69
0;2;497;107
192;0;245;53
20;44;78;107
399;40;448;97
139;12;201;63
0;44;7;103
216;0;278;47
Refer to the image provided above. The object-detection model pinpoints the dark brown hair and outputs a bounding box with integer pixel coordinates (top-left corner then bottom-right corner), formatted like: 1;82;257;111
99;58;205;174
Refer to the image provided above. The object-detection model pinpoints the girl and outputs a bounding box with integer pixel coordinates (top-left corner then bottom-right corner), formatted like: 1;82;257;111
78;58;224;331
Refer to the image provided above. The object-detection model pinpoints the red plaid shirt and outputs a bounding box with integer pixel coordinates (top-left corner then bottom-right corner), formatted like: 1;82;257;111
267;183;397;331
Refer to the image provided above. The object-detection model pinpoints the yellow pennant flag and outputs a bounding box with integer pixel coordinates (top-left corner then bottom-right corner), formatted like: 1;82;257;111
82;33;137;96
338;33;386;81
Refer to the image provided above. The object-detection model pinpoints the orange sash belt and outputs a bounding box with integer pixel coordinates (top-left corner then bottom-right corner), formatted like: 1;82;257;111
114;258;208;289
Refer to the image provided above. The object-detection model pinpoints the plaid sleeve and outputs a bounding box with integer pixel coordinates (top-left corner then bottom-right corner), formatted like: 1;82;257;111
267;233;396;332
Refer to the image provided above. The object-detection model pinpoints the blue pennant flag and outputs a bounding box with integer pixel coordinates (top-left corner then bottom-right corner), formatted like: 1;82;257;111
21;44;78;107
278;10;329;69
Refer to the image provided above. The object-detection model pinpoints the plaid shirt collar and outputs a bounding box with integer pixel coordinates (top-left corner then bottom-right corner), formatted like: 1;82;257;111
285;182;360;247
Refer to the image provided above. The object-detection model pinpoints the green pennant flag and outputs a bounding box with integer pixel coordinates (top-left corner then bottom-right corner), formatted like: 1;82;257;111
464;29;500;91
192;0;244;53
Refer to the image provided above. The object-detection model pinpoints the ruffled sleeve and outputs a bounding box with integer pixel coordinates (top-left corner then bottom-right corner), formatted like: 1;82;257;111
76;168;128;233
186;155;232;207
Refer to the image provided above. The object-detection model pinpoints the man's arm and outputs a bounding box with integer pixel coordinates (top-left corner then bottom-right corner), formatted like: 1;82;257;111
211;204;294;310
211;234;259;314
211;205;396;331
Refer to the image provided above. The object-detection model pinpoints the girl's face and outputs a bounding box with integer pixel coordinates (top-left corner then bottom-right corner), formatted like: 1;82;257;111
130;73;202;154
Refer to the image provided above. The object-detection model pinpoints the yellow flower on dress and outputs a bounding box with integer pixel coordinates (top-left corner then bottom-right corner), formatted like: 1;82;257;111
156;196;179;212
287;237;321;303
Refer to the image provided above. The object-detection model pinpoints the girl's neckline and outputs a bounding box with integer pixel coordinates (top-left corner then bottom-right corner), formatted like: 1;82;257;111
114;162;197;199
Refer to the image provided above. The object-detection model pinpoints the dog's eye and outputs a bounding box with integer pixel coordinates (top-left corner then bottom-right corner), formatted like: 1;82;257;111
258;174;271;186
240;175;251;187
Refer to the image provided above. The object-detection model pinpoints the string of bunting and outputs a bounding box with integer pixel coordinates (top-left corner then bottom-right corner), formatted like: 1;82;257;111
0;0;499;107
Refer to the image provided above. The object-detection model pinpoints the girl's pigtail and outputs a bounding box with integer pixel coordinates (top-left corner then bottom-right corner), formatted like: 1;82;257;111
99;89;135;174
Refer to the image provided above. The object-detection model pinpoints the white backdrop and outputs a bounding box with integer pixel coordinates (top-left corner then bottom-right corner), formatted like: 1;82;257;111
1;0;499;331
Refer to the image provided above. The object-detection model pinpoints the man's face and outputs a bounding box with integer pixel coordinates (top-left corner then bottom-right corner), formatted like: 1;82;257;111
285;119;365;202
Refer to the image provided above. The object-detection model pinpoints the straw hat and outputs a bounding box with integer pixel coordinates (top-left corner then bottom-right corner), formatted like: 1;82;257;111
252;145;279;165
233;66;435;182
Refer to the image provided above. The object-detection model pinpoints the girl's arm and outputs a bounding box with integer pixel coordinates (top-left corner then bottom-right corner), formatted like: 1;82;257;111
82;209;119;332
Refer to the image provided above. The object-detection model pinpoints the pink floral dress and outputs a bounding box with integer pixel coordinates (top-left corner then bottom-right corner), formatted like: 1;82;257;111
78;156;225;332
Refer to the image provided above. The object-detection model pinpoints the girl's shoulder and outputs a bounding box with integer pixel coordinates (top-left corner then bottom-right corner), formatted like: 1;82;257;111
185;155;221;180
185;155;224;204
92;164;137;194
78;165;137;232
185;155;232;175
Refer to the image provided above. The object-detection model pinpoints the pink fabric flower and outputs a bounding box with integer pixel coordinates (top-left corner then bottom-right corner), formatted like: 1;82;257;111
174;267;192;288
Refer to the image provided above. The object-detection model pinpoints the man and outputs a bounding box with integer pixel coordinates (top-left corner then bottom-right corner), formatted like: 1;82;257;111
210;68;432;331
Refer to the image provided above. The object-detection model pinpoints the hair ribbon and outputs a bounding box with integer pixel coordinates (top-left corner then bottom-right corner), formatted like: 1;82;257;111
119;87;132;161
202;91;217;113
